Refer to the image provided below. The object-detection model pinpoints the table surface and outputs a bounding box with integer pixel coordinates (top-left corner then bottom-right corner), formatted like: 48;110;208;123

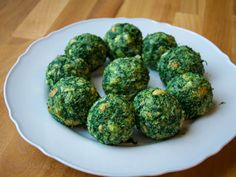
1;0;236;177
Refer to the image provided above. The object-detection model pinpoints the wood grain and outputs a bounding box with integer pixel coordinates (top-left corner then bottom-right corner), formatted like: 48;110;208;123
0;0;235;177
13;0;70;39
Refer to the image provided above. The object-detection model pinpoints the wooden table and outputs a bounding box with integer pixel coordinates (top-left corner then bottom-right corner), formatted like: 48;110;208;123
0;0;236;176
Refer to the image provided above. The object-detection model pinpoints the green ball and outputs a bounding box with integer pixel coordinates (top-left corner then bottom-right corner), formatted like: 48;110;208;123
133;88;184;140
104;23;143;60
158;45;205;85
87;94;135;145
46;55;90;89
47;76;99;126
102;56;149;100
167;72;214;119
142;32;177;70
65;33;107;71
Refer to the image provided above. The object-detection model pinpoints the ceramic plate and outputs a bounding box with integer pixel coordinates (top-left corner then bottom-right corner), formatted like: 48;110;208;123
4;18;236;176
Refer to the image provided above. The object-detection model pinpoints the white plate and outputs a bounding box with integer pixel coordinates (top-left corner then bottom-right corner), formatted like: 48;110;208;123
4;18;236;176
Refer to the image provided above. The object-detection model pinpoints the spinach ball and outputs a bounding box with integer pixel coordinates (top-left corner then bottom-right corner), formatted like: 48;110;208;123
104;23;142;60
87;94;135;145
142;32;177;70
158;45;205;85
133;88;184;140
47;76;99;126
46;55;90;89
102;56;149;100
65;33;107;71
167;72;213;119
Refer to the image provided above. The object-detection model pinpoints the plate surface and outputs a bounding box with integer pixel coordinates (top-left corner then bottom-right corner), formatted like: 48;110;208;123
4;18;236;176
